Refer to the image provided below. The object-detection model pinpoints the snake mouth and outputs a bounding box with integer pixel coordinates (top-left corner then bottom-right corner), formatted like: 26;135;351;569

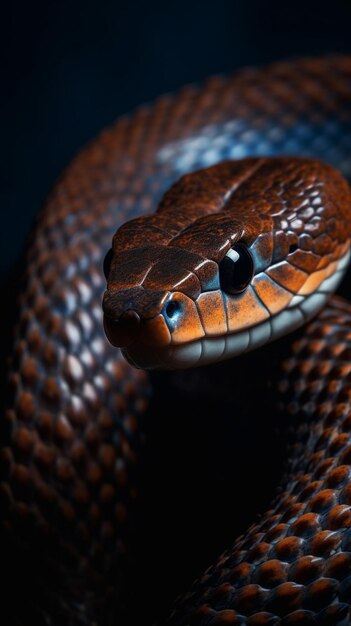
120;247;350;370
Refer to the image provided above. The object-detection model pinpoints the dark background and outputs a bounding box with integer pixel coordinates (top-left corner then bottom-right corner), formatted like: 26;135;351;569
2;0;351;285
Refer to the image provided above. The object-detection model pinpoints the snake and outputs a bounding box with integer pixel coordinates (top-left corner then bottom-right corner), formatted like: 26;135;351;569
2;56;351;626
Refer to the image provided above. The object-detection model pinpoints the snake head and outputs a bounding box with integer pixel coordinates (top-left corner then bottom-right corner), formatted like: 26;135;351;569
103;157;351;369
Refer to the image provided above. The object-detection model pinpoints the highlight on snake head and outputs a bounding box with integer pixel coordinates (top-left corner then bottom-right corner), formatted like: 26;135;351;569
103;156;351;369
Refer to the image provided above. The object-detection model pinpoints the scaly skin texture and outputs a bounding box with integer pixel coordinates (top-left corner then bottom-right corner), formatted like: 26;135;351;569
1;57;351;625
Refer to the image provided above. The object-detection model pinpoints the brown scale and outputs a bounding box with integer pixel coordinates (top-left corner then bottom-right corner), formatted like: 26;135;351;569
2;56;351;626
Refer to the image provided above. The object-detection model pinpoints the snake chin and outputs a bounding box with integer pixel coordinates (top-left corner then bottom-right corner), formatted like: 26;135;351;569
122;247;350;370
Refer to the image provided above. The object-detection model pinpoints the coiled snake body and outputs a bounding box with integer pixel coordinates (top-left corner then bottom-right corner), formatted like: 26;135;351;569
2;57;351;625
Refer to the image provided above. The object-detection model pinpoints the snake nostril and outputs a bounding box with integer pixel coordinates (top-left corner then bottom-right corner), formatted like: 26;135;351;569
165;299;182;321
163;298;184;331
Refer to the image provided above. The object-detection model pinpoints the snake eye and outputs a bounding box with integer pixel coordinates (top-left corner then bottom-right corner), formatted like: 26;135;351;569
103;248;113;281
219;243;254;295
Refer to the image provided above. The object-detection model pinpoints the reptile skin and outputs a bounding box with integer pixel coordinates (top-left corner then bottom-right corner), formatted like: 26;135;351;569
2;57;351;625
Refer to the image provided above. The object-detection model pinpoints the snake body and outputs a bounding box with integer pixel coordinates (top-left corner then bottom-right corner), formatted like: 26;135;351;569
2;57;351;625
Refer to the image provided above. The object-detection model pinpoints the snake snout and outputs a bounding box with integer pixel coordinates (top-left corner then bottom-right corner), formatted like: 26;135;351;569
103;287;173;349
103;310;141;347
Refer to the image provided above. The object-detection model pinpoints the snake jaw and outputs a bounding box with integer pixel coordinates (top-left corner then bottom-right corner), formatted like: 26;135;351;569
115;244;351;370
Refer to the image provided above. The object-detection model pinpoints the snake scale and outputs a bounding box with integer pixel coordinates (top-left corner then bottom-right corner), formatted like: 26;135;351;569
2;56;351;625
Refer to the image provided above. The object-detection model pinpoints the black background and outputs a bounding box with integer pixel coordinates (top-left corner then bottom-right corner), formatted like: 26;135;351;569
2;0;351;284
